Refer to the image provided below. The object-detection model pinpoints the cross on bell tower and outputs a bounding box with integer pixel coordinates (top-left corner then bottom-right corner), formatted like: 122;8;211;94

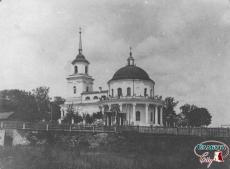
78;27;82;54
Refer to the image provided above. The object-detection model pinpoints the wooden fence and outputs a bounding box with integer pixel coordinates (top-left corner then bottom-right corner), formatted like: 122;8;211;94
0;121;230;137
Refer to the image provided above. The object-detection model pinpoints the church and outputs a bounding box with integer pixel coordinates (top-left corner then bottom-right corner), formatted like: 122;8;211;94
60;30;164;126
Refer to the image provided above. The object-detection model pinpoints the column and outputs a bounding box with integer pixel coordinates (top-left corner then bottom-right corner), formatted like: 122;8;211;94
119;103;123;113
132;103;136;125
145;103;149;125
119;103;123;125
108;104;111;111
108;104;112;126
101;106;106;125
155;106;158;126
160;106;163;126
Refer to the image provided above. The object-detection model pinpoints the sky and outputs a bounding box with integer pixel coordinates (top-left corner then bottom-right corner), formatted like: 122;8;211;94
0;0;230;126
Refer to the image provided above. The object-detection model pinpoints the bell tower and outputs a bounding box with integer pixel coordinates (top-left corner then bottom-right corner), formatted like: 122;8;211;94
66;28;94;98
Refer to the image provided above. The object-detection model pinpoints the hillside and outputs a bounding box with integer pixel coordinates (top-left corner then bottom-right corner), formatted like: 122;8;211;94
1;131;230;169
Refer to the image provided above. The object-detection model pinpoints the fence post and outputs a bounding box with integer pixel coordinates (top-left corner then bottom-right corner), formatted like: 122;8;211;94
93;126;95;133
114;126;116;133
23;123;25;129
46;124;49;131
69;125;72;132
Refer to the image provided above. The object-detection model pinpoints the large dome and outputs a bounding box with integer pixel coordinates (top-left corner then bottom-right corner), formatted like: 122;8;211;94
110;65;153;82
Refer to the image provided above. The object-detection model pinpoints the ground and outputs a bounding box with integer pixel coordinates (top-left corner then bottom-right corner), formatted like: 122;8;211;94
0;132;229;169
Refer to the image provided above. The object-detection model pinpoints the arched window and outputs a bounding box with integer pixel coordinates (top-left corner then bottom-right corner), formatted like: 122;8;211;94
86;86;89;92
127;87;131;96
111;89;114;97
74;66;78;74
136;111;140;121
117;88;122;97
85;96;90;100
144;88;147;96
93;96;98;100
85;66;88;74
73;86;76;94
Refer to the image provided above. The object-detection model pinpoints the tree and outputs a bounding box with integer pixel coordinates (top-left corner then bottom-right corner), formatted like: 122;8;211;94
51;96;65;121
63;104;83;124
92;111;103;121
63;104;74;124
187;108;212;127
32;86;50;120
163;97;179;127
85;114;93;124
0;89;39;121
179;104;212;127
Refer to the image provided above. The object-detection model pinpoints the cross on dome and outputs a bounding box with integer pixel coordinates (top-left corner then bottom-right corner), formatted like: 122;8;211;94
127;46;135;66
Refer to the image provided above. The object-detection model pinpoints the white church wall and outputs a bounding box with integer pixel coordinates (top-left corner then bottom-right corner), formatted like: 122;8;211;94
82;92;108;103
109;79;154;97
73;62;88;74
78;104;100;115
135;104;146;126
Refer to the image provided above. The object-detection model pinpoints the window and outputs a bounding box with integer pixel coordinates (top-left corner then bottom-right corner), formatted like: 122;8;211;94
86;86;89;92
144;88;147;96
117;88;122;97
93;96;98;100
127;87;131;96
111;89;114;97
136;111;140;121
85;66;88;74
73;86;76;94
150;112;153;122
74;66;78;74
150;89;153;97
85;96;90;100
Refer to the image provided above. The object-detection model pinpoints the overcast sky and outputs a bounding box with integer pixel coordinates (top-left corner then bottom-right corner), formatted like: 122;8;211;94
0;0;230;126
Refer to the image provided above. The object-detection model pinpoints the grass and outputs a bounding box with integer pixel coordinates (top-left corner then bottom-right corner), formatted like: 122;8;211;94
0;133;229;169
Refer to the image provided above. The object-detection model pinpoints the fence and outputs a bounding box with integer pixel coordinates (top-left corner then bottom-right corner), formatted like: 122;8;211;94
0;121;230;137
117;126;230;137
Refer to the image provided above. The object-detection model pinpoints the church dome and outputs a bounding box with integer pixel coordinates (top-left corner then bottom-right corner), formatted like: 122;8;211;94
109;48;154;82
110;65;153;82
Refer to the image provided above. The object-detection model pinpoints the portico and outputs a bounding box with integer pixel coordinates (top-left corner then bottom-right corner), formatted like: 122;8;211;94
101;99;164;126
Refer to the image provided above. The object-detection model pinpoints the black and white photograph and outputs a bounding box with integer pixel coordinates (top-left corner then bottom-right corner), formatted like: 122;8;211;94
0;0;229;169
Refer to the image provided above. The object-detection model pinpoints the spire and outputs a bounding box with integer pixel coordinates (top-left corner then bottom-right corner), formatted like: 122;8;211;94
127;46;135;66
79;27;82;54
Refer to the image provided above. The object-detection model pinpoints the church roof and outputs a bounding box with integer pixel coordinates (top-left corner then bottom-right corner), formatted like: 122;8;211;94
110;65;153;82
0;112;14;120
72;53;89;64
109;48;154;83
